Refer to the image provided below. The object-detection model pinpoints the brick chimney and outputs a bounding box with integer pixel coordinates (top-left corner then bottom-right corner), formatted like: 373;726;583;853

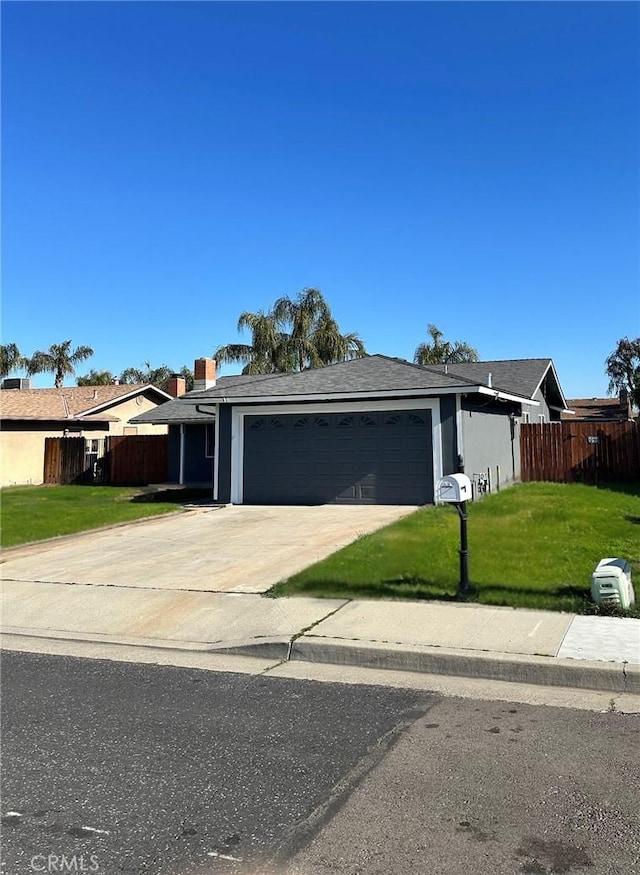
193;358;216;391
166;374;187;397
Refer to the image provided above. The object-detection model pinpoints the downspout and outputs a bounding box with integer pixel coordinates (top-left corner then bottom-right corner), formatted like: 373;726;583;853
179;423;185;485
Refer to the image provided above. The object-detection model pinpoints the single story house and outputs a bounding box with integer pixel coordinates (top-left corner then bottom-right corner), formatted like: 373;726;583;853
132;354;569;505
0;379;172;487
561;391;634;422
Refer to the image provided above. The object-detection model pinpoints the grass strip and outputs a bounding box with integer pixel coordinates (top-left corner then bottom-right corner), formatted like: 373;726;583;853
270;482;640;616
1;485;183;548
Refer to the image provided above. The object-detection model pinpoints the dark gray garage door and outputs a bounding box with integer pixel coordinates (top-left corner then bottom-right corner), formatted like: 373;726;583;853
243;409;433;505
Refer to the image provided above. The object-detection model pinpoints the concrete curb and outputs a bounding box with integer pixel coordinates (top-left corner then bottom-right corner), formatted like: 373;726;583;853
218;636;639;694
3;630;637;695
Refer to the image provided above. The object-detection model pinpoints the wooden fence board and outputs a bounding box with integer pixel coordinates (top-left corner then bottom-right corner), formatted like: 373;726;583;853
43;435;169;486
521;422;640;483
43;437;88;484
106;435;168;486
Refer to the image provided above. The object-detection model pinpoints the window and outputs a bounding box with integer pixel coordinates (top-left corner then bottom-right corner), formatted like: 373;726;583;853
205;423;215;458
338;415;355;428
522;412;530;424
359;415;376;427
293;417;309;429
538;414;546;424
314;416;330;428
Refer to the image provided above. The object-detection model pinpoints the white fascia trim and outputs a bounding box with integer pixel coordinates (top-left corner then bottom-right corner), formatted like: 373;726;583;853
229;398;444;506
476;386;540;406
530;361;552;401
531;360;570;411
80;384;172;417
194;384;529;405
213;404;220;501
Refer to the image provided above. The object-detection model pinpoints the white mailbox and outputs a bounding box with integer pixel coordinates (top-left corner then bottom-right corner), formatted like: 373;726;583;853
436;473;472;503
591;558;635;610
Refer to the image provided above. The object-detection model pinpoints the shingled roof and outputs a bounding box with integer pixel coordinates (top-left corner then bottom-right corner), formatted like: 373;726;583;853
132;355;552;424
561;398;633;422
0;384;171;421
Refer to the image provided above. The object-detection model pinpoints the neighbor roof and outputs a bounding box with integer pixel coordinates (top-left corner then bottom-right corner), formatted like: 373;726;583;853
561;398;631;422
132;355;549;424
0;384;171;421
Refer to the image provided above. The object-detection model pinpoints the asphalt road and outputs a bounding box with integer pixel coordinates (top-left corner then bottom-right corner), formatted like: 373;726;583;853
1;651;433;875
2;652;639;875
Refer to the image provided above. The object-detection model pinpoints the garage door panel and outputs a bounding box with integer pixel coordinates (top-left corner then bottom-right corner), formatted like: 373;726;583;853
243;409;433;505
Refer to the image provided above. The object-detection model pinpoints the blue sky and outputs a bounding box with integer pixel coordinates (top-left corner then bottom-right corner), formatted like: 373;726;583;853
3;1;639;396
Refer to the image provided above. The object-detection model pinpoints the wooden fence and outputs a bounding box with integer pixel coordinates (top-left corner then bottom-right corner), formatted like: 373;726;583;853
43;437;89;484
43;435;169;486
520;421;640;483
105;435;168;486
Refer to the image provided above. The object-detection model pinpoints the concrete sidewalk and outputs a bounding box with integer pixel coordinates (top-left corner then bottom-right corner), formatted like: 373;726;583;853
2;579;639;694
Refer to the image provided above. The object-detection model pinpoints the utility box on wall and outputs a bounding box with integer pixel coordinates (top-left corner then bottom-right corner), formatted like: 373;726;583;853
436;473;472;503
591;558;635;610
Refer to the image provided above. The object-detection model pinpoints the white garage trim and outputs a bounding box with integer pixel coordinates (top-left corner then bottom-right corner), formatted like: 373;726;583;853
229;399;443;505
213;403;220;501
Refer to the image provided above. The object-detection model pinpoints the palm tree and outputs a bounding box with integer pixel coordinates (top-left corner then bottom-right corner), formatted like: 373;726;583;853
215;289;367;375
77;369;115;386
414;324;479;366
119;361;195;391
274;287;366;370
121;362;172;388
311;315;366;366
27;341;94;388
177;365;195;392
214;310;292;375
273;288;331;371
0;343;25;378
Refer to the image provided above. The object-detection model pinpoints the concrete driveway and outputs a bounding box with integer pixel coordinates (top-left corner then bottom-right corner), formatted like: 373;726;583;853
1;504;416;593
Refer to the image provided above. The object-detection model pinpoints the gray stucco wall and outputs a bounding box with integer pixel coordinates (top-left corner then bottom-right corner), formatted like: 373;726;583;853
460;398;519;490
529;385;553;422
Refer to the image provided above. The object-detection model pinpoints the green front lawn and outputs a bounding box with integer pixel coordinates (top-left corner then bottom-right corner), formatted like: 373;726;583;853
270;482;640;615
1;485;184;548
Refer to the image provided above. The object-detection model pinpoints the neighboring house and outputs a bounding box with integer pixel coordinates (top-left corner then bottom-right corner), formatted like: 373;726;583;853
132;355;569;505
0;379;172;487
561;391;634;422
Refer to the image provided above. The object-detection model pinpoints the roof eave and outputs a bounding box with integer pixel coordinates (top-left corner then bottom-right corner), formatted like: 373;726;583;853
78;384;173;417
532;360;569;410
476;386;541;406
188;385;536;406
